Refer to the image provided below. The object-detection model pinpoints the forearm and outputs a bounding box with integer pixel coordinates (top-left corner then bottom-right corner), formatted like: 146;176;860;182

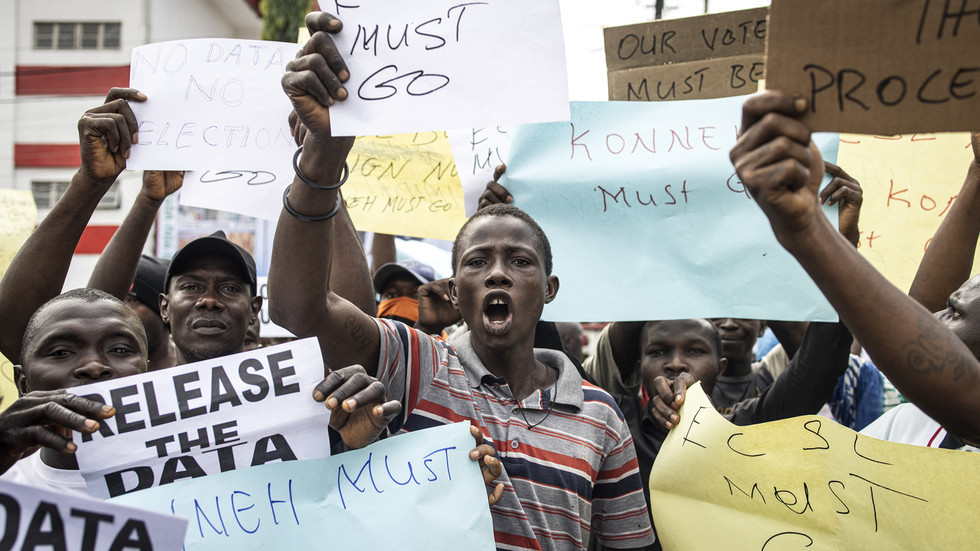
0;171;108;360
87;193;163;298
908;160;980;313
779;213;980;441
766;320;810;359
269;141;344;336
331;200;377;316
370;232;396;274
749;321;852;424
268;138;380;371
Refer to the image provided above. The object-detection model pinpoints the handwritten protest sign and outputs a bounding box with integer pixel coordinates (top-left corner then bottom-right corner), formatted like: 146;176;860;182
604;7;768;71
320;0;570;136
604;8;767;101
72;338;329;499
501;99;838;322
837;132;979;292
766;0;980;134
0;479;187;551
179;156;292;221
345;132;468;240
0;190;36;412
607;55;765;102
448;127;508;216
112;422;495;551
649;384;980;549
127;39;301;171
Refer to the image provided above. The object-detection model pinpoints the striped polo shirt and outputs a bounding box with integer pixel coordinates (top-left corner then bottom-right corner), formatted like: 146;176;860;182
375;319;655;550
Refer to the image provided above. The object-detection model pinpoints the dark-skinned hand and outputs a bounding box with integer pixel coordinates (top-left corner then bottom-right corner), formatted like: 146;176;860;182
730;91;826;243
820;162;863;247
312;365;402;450
78;87;145;186
478;164;512;210
416;278;461;335
647;373;696;431
469;425;504;506
0;391;114;475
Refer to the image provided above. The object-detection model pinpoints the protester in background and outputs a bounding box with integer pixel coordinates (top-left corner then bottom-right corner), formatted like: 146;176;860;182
860;130;980;449
555;321;585;363
374;260;436;325
269;13;653;548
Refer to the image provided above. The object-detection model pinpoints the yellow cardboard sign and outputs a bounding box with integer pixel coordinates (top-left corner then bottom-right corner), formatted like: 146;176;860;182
649;384;980;549
837;133;977;293
0;189;37;411
344;132;467;240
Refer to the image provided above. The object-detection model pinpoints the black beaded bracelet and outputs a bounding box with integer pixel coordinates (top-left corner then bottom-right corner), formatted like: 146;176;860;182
293;145;349;191
282;184;342;222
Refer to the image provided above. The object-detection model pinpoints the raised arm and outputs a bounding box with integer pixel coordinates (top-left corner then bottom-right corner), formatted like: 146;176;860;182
287;110;377;317
87;170;182;298
730;91;980;442
0;89;142;362
908;132;980;313
268;12;380;373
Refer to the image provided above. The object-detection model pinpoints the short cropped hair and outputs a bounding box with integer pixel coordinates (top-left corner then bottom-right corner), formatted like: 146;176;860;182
451;204;553;276
21;288;148;366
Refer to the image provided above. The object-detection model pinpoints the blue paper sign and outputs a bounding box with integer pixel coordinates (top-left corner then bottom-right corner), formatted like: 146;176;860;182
111;422;494;550
501;98;839;322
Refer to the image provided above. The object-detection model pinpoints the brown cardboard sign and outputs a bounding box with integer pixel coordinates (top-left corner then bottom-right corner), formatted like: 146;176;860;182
604;7;768;72
608;54;765;101
766;0;980;134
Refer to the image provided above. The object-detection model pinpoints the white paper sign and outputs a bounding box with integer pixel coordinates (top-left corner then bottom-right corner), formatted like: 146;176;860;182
180;157;293;221
320;0;571;135
0;479;187;551
72;338;329;499
128;39;301;171
448;127;508;216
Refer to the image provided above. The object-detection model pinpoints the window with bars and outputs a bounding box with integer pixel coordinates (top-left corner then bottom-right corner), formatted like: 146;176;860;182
34;22;122;50
31;181;121;210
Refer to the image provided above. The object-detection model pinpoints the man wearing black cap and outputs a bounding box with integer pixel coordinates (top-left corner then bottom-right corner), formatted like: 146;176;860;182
161;231;262;365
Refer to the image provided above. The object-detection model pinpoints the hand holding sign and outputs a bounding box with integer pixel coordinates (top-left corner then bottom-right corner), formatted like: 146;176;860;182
313;364;401;449
283;12;355;190
140;170;184;203
730;91;825;242
819;162;863;248
0;390;113;475
78;88;144;185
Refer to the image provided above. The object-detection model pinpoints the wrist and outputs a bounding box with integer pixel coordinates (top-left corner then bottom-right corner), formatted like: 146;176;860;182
301;136;349;183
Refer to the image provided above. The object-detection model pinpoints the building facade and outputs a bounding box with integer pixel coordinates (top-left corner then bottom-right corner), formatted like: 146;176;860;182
0;0;261;288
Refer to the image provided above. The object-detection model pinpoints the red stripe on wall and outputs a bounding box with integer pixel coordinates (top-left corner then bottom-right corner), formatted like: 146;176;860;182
14;144;81;168
76;225;118;255
16;65;130;95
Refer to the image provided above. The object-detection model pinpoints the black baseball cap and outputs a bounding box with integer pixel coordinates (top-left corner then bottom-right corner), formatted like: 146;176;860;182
165;231;257;296
129;255;169;316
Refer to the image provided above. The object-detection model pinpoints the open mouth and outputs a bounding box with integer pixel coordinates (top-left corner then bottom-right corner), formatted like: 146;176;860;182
483;296;513;335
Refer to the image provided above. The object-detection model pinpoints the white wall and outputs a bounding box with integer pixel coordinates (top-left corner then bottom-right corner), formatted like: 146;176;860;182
16;1;146;66
0;0;17;184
